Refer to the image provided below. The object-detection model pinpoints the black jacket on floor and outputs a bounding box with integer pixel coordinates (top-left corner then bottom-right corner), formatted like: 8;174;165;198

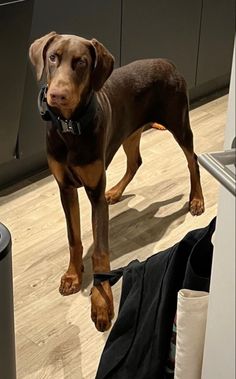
94;218;216;379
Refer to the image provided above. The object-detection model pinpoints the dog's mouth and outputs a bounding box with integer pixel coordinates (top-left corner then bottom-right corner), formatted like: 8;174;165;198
48;104;75;120
46;86;80;119
47;97;77;120
48;98;69;107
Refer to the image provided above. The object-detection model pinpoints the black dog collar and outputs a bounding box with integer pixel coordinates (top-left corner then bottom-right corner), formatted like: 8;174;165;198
38;85;97;135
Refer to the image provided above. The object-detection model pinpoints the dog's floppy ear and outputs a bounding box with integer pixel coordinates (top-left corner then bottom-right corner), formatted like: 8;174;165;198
29;31;58;81
90;39;114;91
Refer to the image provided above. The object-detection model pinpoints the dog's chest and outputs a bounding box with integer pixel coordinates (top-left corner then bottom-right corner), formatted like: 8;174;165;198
47;127;101;164
47;130;104;189
67;159;104;189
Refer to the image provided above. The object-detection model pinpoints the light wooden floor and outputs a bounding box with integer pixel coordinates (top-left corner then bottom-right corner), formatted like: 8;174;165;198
0;95;228;379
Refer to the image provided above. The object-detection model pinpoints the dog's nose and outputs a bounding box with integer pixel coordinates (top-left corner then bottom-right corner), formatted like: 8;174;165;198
49;90;68;103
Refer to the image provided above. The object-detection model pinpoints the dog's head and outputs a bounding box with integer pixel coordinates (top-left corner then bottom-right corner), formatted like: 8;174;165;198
29;32;114;119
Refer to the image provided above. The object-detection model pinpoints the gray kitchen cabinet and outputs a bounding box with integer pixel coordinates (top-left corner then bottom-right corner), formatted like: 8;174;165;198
0;0;33;164
121;0;202;89
196;0;235;86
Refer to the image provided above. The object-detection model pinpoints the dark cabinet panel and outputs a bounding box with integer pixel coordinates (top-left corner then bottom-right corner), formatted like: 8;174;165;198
29;0;121;63
17;66;46;160
18;0;121;159
121;0;202;89
0;0;33;164
196;0;235;86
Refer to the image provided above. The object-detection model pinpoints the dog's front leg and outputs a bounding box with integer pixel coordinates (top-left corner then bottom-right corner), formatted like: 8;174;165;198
59;185;84;296
85;181;114;332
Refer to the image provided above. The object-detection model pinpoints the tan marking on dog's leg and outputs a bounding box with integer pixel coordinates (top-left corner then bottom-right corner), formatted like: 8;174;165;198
91;280;114;332
91;253;114;332
167;104;205;216
106;128;143;204
85;184;114;332
182;147;205;216
59;186;84;295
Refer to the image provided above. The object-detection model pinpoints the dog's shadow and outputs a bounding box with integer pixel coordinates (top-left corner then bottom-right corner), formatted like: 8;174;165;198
81;188;188;291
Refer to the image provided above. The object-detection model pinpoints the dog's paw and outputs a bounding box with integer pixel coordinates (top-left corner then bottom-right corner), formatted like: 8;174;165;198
59;270;83;296
105;190;122;205
91;282;114;332
189;198;205;216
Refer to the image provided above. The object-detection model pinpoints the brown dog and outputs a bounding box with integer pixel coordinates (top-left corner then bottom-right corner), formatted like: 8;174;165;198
29;32;204;332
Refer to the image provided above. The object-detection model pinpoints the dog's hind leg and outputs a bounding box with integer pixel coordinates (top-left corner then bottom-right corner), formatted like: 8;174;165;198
105;128;143;204
168;103;205;216
181;143;205;216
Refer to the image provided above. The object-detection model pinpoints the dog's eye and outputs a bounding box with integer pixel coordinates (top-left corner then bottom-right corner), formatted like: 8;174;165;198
49;54;57;63
73;58;87;69
77;59;85;66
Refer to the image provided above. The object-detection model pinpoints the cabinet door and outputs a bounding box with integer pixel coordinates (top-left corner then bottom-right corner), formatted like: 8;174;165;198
121;0;202;89
30;0;121;64
18;0;122;159
0;0;33;164
196;0;235;86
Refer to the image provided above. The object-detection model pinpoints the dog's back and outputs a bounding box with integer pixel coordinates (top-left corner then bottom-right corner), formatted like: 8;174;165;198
105;58;186;97
102;58;188;158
